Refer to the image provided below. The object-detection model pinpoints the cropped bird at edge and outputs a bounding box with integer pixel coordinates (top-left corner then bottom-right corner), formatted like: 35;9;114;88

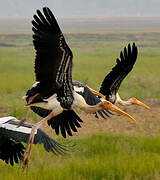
18;7;137;167
0;116;68;166
86;43;150;110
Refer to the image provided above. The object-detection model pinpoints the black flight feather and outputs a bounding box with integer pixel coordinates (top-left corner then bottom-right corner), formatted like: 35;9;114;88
0;117;68;165
0;135;25;166
32;7;73;96
99;43;138;101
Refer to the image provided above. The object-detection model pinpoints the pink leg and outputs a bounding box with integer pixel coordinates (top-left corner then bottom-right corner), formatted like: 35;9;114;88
18;93;40;127
22;113;55;169
17;107;30;127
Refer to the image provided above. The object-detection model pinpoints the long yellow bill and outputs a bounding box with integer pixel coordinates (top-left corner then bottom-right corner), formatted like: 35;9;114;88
86;85;106;99
132;97;151;110
104;101;136;123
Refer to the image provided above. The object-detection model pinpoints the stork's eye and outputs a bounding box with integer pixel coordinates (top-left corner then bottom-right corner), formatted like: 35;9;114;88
105;101;110;105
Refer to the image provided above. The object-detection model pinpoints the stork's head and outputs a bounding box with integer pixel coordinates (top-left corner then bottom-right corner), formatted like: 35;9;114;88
102;100;136;123
22;82;47;106
130;97;150;110
22;81;40;101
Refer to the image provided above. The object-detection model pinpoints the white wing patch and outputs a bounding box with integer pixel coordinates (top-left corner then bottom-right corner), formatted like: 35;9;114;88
74;86;84;93
32;81;40;87
1;123;37;134
0;116;37;134
0;116;16;124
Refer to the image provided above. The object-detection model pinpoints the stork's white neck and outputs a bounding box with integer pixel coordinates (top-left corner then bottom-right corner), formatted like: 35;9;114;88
115;93;133;106
72;92;105;113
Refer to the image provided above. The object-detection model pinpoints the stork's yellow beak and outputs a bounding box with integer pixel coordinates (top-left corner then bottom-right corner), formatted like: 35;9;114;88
104;101;136;123
132;97;151;110
86;85;106;99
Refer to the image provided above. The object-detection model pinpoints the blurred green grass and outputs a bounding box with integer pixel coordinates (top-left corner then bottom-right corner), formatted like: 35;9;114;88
1;134;160;180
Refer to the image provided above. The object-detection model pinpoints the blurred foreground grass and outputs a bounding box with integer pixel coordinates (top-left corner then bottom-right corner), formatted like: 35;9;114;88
1;133;160;180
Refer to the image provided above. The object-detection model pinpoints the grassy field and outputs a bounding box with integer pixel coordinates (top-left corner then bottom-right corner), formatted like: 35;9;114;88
1;134;160;180
0;25;160;179
0;31;159;118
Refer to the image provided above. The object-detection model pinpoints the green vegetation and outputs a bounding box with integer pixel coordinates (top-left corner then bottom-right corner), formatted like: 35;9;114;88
0;32;159;119
1;134;160;180
0;30;159;179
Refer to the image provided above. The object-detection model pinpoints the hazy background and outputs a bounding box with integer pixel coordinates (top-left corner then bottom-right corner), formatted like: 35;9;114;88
0;0;160;33
0;0;160;18
1;1;160;179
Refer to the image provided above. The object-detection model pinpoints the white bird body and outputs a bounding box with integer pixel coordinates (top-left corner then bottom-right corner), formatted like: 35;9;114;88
72;91;105;113
28;91;109;115
73;86;84;93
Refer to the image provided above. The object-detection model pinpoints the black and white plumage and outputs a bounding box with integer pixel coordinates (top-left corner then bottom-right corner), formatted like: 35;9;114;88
29;7;119;116
26;80;112;138
96;43;150;109
19;7;136;167
72;80;112;119
99;43;138;103
0;116;67;166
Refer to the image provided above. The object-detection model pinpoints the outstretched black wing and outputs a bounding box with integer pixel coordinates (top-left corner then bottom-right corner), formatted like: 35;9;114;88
26;82;83;139
28;79;113;138
0;117;68;166
30;107;83;138
48;110;83;138
99;43;138;101
32;7;73;97
0;135;25;166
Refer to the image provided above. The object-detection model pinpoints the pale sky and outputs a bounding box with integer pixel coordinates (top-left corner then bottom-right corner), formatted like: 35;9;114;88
0;0;160;18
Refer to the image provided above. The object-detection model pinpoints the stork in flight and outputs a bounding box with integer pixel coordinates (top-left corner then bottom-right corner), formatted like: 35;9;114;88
87;43;150;110
19;7;136;167
22;43;149;139
0;116;67;166
23;80;113;138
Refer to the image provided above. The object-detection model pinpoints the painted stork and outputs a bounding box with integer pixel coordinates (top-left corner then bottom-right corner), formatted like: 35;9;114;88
87;43;150;110
22;43;147;138
23;80;113;138
19;7;136;167
0;116;67;166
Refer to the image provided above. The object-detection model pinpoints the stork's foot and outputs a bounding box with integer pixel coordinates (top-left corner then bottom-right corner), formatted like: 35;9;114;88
22;147;31;169
22;148;30;168
22;156;29;170
21;135;34;169
17;118;26;128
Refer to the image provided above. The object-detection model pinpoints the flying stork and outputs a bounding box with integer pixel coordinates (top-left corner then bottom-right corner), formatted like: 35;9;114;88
87;43;150;110
22;43;148;138
0;116;67;166
19;7;136;167
23;80;113;138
